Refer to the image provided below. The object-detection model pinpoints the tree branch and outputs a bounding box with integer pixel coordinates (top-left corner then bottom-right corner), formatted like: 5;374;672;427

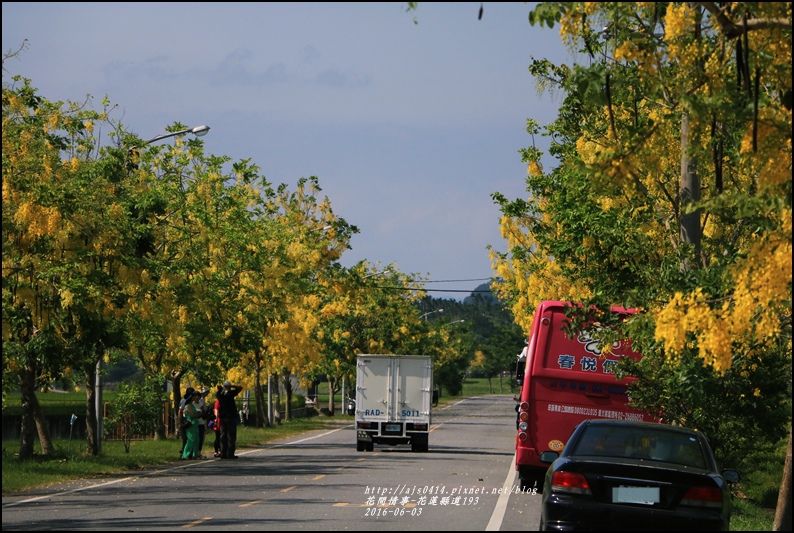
698;2;791;39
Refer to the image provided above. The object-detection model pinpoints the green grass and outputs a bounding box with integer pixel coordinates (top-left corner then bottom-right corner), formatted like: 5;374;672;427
2;378;784;531
2;417;338;494
725;436;788;531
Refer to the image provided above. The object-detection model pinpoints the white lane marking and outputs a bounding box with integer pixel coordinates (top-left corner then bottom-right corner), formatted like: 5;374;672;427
485;452;517;531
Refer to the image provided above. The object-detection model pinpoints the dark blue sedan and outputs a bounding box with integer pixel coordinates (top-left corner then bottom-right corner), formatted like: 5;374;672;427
539;419;740;531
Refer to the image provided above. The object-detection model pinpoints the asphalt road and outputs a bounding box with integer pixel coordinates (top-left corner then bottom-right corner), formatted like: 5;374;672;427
2;394;542;531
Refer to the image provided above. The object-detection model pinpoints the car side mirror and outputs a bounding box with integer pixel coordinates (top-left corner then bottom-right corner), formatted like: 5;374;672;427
539;450;559;464
722;469;740;483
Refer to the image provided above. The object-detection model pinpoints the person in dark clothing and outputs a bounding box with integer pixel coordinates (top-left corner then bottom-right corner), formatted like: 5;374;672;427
217;381;242;459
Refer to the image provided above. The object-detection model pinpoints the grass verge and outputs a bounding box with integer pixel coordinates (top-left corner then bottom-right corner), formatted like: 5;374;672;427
2;417;340;494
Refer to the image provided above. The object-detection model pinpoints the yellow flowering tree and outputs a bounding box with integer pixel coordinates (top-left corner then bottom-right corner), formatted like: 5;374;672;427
492;2;791;467
310;261;427;413
226;177;356;425
3;72;141;456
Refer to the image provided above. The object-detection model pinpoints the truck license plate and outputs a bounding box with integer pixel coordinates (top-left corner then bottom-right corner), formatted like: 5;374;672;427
385;424;401;432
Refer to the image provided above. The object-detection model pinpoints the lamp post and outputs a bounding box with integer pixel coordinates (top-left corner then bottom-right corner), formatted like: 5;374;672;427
145;124;210;145
362;266;392;280
419;308;444;321
95;123;211;451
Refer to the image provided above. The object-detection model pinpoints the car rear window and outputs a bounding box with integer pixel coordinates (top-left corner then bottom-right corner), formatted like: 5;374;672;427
572;425;707;469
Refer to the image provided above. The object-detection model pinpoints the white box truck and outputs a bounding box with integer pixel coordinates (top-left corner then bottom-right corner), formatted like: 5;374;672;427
355;354;433;452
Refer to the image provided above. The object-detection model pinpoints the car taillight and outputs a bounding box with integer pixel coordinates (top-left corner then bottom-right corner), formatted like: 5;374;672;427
519;412;529;422
519;401;529;411
551;471;592;495
681;486;723;508
518;432;528;441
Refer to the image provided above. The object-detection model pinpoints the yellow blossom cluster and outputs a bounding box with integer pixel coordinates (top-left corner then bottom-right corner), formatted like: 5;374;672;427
663;3;693;43
614;41;640;63
729;211;792;344
654;289;730;372
655;209;791;372
526;160;544;177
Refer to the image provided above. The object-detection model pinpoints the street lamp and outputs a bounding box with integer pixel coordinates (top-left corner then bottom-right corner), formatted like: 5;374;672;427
445;319;465;326
145;124;210;145
95;123;212;450
363;267;392;280
419;308;444;321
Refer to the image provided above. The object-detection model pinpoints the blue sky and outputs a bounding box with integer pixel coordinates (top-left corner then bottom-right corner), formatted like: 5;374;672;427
2;2;577;300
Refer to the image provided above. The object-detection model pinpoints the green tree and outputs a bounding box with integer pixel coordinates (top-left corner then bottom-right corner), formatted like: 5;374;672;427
311;261;427;412
470;317;525;393
490;2;790;522
105;376;167;453
2;68;140;457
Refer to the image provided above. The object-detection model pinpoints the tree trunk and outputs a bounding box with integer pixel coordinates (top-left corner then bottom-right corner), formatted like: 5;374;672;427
154;377;168;440
282;371;293;421
327;376;339;414
32;391;54;455
680;111;702;264
84;363;99;455
773;426;792;531
18;366;37;460
252;349;266;428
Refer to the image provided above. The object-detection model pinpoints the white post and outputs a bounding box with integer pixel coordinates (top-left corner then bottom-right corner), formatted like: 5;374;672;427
95;359;102;453
267;374;273;426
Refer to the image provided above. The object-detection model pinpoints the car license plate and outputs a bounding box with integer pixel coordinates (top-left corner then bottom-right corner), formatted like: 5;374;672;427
613;486;659;505
385;424;401;432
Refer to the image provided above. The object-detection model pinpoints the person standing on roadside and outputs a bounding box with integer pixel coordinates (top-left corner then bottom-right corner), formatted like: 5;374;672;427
196;388;210;459
218;381;242;459
211;385;223;457
182;391;202;460
178;386;195;459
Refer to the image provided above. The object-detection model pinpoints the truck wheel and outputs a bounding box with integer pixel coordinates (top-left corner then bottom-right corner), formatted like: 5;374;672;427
365;442;374;452
411;435;428;453
356;440;366;452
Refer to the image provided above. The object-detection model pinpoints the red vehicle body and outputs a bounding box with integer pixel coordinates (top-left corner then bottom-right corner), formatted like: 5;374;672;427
515;300;652;490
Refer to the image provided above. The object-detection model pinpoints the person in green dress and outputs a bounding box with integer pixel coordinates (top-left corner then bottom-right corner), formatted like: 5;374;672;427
182;391;202;460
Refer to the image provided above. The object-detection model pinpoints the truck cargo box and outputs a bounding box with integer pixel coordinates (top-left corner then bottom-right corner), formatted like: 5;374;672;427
355;354;432;452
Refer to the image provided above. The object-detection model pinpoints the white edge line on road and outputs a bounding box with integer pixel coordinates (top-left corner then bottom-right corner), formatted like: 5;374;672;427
3;476;134;508
3;425;353;508
485;452;517;531
271;424;349;447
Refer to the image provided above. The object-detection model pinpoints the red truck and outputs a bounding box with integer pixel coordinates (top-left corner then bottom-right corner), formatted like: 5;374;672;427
515;300;652;491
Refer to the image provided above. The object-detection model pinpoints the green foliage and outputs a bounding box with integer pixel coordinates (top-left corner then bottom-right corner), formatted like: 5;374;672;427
495;1;791;472
104;377;167;453
619;338;792;470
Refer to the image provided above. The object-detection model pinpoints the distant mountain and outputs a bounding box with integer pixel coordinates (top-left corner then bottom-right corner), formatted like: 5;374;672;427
463;282;499;305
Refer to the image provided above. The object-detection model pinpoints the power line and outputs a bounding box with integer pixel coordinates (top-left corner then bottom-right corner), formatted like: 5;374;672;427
413;278;492;283
373;285;494;293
